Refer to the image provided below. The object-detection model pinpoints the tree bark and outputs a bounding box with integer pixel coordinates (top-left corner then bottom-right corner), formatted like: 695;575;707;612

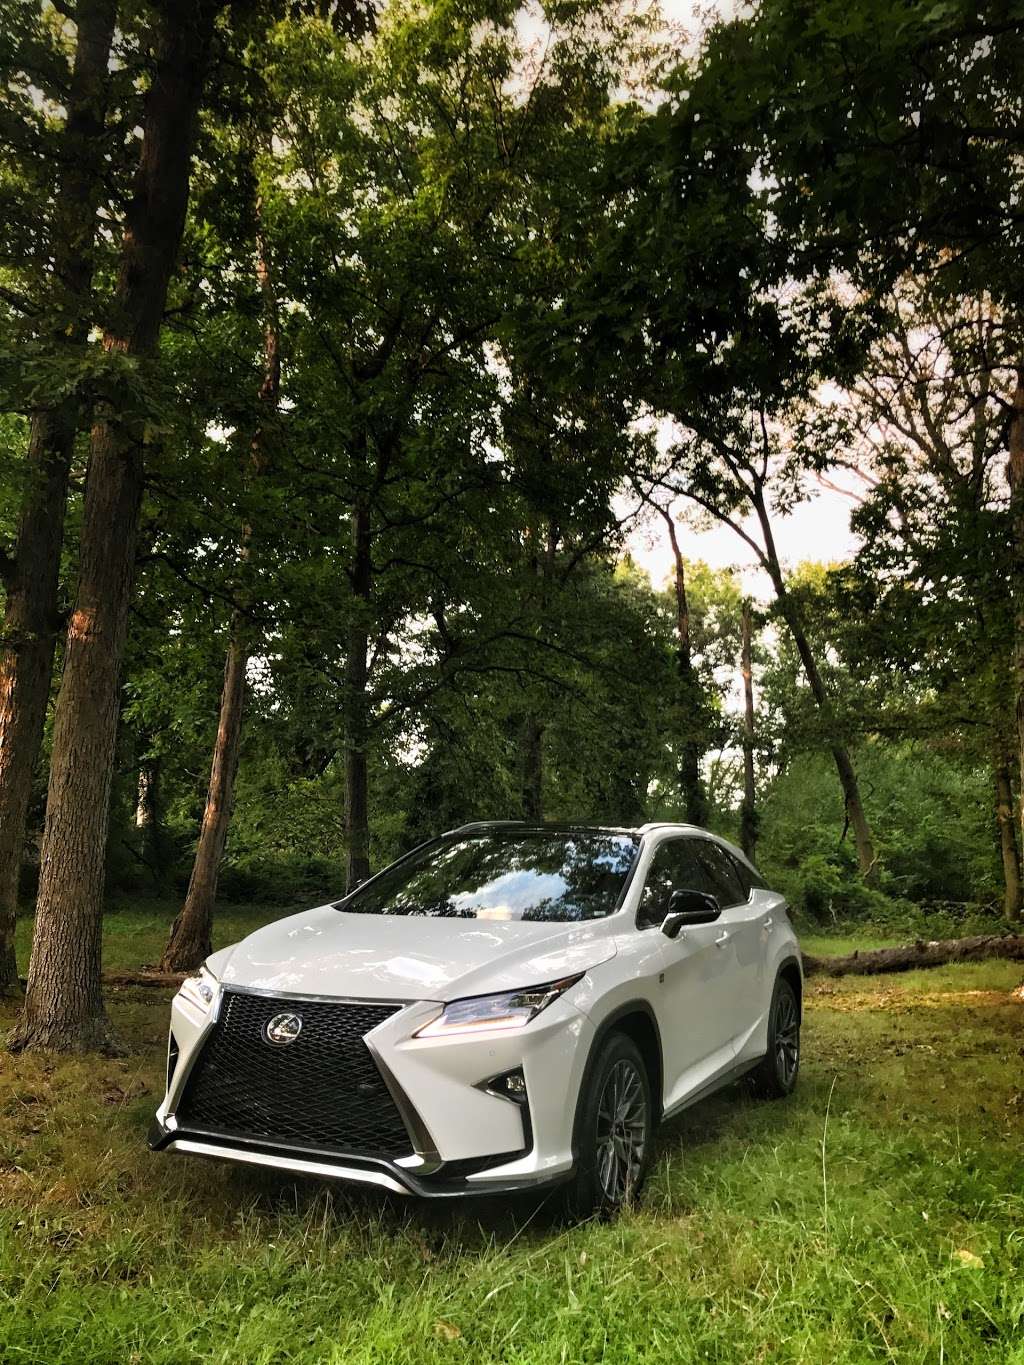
159;203;280;971
1009;365;1024;901
344;491;372;893
740;599;758;860
994;753;1022;921
9;0;222;1053
751;487;877;879
0;0;116;998
802;933;1024;978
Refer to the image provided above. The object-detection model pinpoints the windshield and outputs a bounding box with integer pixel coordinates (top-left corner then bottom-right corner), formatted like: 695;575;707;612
338;830;638;923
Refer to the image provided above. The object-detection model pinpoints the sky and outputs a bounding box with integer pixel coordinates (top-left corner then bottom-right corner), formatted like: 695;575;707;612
512;0;863;597
608;0;861;596
624;470;863;600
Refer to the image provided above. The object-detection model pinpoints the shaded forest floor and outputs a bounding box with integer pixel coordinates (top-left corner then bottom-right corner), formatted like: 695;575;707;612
1;904;1023;1363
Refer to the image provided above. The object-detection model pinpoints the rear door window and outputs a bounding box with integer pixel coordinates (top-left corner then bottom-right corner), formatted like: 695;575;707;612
693;840;747;908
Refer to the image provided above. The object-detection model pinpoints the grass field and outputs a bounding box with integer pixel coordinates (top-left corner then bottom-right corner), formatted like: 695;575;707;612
2;903;1022;1363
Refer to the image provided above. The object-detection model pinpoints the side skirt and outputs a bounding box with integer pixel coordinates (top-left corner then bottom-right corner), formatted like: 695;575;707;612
660;1054;765;1124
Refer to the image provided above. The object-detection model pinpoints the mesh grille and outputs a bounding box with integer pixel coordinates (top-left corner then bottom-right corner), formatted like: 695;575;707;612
176;991;412;1158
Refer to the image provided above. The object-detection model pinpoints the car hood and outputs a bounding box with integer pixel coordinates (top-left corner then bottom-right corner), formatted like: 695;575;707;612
209;904;618;1003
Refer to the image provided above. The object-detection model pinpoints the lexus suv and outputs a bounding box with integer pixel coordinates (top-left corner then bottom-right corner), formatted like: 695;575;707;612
151;822;802;1215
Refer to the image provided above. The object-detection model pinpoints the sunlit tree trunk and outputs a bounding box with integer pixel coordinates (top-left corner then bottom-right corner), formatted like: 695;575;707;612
135;763;156;833
161;631;248;968
160;208;280;970
0;0;116;999
740;600;758;860
9;0;223;1053
135;754;171;889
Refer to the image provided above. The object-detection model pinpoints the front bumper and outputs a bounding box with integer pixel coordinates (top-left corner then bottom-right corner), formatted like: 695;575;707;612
148;1117;571;1198
152;982;593;1196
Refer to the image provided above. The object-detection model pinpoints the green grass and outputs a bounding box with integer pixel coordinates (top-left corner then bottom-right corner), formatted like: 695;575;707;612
2;905;1023;1363
14;898;286;974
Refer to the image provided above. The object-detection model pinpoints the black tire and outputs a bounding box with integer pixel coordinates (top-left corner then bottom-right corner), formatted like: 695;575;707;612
562;1032;653;1220
749;975;801;1099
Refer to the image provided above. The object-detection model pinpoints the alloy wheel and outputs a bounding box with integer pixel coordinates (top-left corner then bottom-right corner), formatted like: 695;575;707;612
595;1058;648;1203
774;988;800;1087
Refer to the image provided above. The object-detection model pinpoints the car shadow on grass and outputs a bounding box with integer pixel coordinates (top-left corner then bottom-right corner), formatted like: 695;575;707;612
203;1074;808;1246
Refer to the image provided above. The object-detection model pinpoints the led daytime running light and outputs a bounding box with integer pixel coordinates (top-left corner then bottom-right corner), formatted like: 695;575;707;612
414;973;584;1038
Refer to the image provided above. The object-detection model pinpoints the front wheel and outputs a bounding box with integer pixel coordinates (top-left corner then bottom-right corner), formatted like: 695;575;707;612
749;975;800;1098
562;1033;653;1220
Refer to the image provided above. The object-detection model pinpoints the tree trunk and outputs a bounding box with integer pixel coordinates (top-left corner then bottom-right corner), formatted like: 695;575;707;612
752;488;877;879
159;202;280;970
0;0;116;998
781;610;876;877
160;629;248;970
135;763;156;832
519;519;555;824
802;933;1024;979
521;715;544;821
740;600;758;860
344;493;372;893
9;0;222;1053
135;754;172;889
1009;365;1024;897
659;508;708;825
994;754;1022;922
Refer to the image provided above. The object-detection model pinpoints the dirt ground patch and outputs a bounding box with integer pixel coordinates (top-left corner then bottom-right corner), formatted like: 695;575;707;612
808;984;1021;1012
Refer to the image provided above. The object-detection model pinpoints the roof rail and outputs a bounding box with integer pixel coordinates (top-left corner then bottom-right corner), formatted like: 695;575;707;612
636;821;703;833
448;820;527;834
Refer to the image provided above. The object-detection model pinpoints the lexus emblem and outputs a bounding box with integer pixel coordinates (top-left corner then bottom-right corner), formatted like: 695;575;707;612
263;1011;303;1046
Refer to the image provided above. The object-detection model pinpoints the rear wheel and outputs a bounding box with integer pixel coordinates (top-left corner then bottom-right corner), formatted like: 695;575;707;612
750;975;800;1098
563;1033;652;1219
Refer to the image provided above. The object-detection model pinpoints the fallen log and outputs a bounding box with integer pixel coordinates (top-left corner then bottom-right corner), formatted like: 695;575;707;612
802;933;1024;979
103;969;186;989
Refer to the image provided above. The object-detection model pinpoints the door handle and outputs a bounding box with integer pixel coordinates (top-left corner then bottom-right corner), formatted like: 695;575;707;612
763;917;773;931
715;931;731;948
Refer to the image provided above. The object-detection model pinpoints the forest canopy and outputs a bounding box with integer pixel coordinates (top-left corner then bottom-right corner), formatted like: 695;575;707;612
0;0;1021;1051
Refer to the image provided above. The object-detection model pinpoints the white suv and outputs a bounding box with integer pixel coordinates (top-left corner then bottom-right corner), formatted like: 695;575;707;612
151;822;802;1215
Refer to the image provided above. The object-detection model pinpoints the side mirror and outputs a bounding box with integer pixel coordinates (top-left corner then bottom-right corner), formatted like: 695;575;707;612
661;889;721;937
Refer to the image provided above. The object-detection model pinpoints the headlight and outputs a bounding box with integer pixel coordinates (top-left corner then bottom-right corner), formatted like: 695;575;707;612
413;973;584;1038
178;965;218;1014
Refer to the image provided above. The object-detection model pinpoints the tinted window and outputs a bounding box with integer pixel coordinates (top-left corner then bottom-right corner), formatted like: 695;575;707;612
732;856;753;898
636;839;706;928
693;841;747;907
339;831;638;923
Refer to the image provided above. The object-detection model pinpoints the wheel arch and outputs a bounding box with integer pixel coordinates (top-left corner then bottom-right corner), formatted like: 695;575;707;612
577;1000;665;1129
776;956;803;1023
